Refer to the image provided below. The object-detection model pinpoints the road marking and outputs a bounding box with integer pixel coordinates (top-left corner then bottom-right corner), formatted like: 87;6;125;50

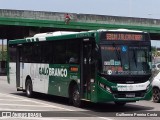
0;103;61;108
0;93;73;111
98;117;113;120
0;93;113;120
0;99;28;101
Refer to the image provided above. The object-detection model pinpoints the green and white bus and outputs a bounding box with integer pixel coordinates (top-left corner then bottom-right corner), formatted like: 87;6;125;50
8;29;152;107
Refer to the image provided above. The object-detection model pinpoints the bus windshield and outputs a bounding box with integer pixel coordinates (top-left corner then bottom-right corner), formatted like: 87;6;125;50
101;44;151;75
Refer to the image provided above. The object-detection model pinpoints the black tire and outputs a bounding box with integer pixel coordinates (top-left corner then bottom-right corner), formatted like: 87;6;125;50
153;87;160;103
71;85;81;107
114;102;126;106
25;79;33;98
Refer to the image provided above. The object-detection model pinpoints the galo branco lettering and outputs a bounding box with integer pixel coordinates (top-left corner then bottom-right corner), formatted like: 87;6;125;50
39;67;67;77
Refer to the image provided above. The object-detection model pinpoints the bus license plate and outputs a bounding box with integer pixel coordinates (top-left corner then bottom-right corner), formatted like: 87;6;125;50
126;93;135;98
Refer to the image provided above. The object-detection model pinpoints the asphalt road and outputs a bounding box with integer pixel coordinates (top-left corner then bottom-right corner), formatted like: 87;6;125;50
0;76;160;120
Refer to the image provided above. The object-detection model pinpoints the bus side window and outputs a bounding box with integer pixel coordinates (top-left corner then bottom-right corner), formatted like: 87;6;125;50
66;39;80;64
32;43;41;63
9;45;17;62
23;44;32;63
41;42;54;63
53;41;66;64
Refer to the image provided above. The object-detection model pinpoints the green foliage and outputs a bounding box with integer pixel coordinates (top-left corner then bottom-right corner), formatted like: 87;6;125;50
151;46;160;57
0;51;7;61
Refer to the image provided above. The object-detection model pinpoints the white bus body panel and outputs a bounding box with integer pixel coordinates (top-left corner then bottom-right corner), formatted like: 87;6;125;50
20;62;23;88
22;63;49;94
9;63;17;87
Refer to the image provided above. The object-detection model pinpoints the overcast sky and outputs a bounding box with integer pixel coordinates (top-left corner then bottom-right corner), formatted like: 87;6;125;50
0;0;160;46
0;0;159;19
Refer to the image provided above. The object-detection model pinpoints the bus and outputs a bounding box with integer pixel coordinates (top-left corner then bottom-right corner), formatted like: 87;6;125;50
8;29;152;107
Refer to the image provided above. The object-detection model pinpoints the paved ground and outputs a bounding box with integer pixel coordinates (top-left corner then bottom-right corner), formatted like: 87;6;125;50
0;76;160;120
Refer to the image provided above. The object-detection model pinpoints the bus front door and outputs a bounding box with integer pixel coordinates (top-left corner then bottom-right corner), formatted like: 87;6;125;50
82;40;92;100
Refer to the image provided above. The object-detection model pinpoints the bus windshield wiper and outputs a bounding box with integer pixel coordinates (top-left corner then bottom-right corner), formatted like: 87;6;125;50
133;50;137;67
112;43;122;66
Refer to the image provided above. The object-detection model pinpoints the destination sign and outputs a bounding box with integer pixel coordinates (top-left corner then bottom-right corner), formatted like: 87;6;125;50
100;32;144;41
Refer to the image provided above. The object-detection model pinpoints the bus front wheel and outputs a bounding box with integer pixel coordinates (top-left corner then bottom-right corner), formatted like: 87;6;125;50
25;79;33;98
71;85;81;107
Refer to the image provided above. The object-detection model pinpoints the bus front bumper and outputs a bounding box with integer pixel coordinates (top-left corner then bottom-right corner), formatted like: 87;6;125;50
95;85;152;103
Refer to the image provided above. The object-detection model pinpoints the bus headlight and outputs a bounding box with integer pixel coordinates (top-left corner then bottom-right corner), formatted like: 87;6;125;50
100;83;105;88
90;79;94;83
99;82;112;93
105;86;112;93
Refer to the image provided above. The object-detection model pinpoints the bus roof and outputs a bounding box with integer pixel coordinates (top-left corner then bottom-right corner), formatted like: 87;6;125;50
9;31;95;44
108;29;146;33
89;29;146;33
8;29;147;45
33;31;78;37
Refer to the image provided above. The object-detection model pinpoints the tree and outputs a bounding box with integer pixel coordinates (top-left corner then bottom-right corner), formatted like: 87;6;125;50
0;51;7;61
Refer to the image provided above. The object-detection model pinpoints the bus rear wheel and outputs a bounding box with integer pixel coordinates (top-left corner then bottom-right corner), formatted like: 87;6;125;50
25;79;33;98
71;85;81;107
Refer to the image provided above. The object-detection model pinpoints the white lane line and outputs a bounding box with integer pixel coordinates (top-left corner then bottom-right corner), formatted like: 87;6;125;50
0;103;60;108
0;93;26;99
98;117;113;120
0;93;113;120
0;99;28;101
0;93;73;111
